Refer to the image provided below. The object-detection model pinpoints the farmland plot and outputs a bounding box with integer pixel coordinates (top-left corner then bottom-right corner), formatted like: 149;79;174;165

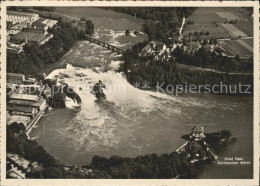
184;7;249;40
219;23;247;37
242;38;253;47
219;40;253;58
183;24;229;39
234;20;253;36
236;39;253;53
185;7;228;24
216;12;240;21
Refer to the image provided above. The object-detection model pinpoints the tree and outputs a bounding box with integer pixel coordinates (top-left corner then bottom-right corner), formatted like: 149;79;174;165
42;166;63;178
85;20;94;36
8;122;26;134
26;170;43;178
6;163;12;171
80;17;86;22
187;20;194;25
125;30;130;36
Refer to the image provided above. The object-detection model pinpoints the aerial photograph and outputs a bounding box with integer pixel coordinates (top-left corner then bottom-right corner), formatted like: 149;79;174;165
5;6;254;179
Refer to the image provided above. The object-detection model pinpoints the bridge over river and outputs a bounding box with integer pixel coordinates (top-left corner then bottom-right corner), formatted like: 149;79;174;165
85;35;126;54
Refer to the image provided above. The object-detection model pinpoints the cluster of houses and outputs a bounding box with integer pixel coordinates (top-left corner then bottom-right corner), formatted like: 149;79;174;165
63;165;94;177
7;10;58;53
7;73;51;130
7;153;41;179
141;39;229;62
141;41;171;61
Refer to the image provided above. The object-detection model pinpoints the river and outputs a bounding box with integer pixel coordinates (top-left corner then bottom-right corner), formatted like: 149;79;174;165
30;7;253;179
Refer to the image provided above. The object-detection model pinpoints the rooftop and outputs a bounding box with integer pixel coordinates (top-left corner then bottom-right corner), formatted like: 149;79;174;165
156;42;165;50
7;106;35;113
7;73;25;78
32;18;47;29
9;97;45;107
32;97;46;107
10;93;39;102
7;10;36;18
42;19;58;25
7;153;30;169
13;30;53;44
7;114;30;126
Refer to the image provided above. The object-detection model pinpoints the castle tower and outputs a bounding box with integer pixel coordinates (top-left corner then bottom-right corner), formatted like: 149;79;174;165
190;125;205;141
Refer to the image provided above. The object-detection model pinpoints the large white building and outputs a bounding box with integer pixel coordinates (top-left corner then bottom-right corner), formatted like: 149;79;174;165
7;11;40;36
7;10;39;25
31;17;58;30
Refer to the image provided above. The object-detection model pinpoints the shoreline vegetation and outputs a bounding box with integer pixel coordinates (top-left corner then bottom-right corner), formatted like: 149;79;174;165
7;122;235;179
6;7;252;179
121;42;253;95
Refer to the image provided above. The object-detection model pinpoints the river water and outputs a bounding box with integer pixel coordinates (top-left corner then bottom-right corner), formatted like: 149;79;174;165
30;7;253;179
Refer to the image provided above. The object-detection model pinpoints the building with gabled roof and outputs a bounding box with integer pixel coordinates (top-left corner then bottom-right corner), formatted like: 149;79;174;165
190;126;205;141
7;93;46;118
32;17;58;30
7;10;39;24
10;93;39;102
7;73;25;84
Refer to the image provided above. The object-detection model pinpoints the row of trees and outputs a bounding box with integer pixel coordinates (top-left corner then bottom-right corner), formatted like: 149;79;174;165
121;42;253;94
86;130;233;179
89;152;199;179
80;17;95;36
173;46;253;73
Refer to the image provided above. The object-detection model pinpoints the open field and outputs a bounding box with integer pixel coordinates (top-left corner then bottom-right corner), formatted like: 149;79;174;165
218;41;234;56
234;20;253;36
216;12;240;21
183;24;229;39
219;40;253;58
242;38;253;47
236;39;253;53
219;23;247;37
184;7;250;40
185;7;226;24
185;7;248;24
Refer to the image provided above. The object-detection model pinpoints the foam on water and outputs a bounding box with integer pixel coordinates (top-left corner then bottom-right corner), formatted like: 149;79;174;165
31;7;253;175
48;64;155;110
45;64;251;156
46;65;175;153
109;60;124;70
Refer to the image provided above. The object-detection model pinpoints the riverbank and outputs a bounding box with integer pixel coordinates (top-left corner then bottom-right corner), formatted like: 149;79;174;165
26;105;48;135
10;119;240;179
24;7;253;179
